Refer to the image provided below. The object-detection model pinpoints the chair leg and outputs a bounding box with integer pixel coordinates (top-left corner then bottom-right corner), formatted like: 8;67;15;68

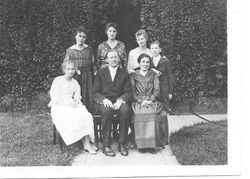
99;124;102;143
58;133;64;152
76;139;83;150
53;124;57;145
94;118;100;147
112;122;119;142
53;124;64;152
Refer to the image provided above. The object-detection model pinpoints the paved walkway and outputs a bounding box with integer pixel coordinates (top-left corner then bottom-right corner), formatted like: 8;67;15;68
71;114;227;166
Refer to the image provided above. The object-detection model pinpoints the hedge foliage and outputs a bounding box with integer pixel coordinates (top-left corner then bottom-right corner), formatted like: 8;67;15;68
140;0;227;102
0;0;227;111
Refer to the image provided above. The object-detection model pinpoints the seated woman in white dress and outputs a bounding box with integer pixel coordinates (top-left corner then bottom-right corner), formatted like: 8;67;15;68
48;60;97;154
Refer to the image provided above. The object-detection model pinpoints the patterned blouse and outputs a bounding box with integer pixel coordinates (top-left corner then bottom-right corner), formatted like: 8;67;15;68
97;41;127;69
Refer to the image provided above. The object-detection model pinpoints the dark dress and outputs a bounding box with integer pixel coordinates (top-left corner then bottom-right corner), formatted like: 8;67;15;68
64;45;94;112
151;56;175;112
97;41;127;69
130;70;169;149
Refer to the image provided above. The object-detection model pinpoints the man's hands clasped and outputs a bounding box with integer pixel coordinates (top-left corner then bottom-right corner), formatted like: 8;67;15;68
102;99;114;108
102;99;124;110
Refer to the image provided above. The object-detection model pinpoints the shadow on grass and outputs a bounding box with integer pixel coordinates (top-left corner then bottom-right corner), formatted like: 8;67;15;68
0;112;82;166
170;120;227;165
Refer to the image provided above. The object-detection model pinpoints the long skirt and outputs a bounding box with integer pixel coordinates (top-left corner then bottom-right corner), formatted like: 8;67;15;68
132;102;169;149
51;104;95;146
74;69;93;113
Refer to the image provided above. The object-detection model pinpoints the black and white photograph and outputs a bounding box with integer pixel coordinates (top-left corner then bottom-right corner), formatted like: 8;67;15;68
0;0;244;178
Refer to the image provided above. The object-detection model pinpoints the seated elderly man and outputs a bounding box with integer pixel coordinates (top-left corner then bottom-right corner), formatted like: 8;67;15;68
93;49;133;157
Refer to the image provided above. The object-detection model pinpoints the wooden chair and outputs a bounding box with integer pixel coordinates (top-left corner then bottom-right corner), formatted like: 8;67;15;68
52;124;64;151
93;114;119;147
52;124;84;152
53;114;119;150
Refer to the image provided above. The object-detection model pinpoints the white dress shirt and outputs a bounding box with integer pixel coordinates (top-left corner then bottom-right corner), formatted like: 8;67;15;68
108;66;118;81
152;55;161;67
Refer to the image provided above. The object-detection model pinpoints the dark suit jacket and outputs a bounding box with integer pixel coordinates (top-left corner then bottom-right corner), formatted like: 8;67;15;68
93;66;133;103
151;56;175;97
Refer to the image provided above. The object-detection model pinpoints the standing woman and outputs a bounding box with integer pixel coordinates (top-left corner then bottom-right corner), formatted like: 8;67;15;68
130;54;169;154
127;29;151;74
97;22;127;70
64;26;95;112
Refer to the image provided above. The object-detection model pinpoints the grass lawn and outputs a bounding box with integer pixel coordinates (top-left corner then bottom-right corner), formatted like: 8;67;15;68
0;112;81;166
170;120;227;165
171;97;227;115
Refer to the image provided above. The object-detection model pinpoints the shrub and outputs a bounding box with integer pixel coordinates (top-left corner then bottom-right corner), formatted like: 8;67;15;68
0;0;227;110
0;93;28;112
170;120;227;165
0;0;119;110
29;92;51;112
140;0;227;102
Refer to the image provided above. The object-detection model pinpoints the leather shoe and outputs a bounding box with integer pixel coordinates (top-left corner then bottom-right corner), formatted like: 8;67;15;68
147;148;157;154
118;144;128;156
102;146;116;157
91;143;98;151
84;148;97;155
138;149;146;154
126;142;136;149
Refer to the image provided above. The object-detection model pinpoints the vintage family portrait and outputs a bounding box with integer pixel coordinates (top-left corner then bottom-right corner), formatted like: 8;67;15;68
0;0;242;178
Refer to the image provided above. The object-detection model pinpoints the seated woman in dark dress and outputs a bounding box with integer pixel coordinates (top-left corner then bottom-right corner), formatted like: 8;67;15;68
130;53;169;154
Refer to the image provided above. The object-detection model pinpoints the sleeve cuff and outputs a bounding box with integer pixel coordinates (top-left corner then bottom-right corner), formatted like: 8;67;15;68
117;98;126;103
149;95;156;101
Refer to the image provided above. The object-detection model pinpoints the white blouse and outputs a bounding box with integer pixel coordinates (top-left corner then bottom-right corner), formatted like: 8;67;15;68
48;76;82;107
127;47;151;74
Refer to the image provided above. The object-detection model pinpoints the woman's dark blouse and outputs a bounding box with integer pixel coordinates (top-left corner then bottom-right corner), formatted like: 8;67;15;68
130;70;160;103
64;45;94;111
65;46;94;71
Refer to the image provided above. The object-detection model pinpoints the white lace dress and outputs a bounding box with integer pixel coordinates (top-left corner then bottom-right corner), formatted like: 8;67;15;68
48;76;94;145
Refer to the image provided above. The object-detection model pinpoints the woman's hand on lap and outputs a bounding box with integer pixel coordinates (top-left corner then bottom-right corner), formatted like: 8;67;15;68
141;100;152;107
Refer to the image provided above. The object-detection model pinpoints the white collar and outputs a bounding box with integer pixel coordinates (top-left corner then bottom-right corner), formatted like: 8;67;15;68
139;70;148;77
153;55;161;66
108;66;118;72
153;55;161;61
70;44;88;50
